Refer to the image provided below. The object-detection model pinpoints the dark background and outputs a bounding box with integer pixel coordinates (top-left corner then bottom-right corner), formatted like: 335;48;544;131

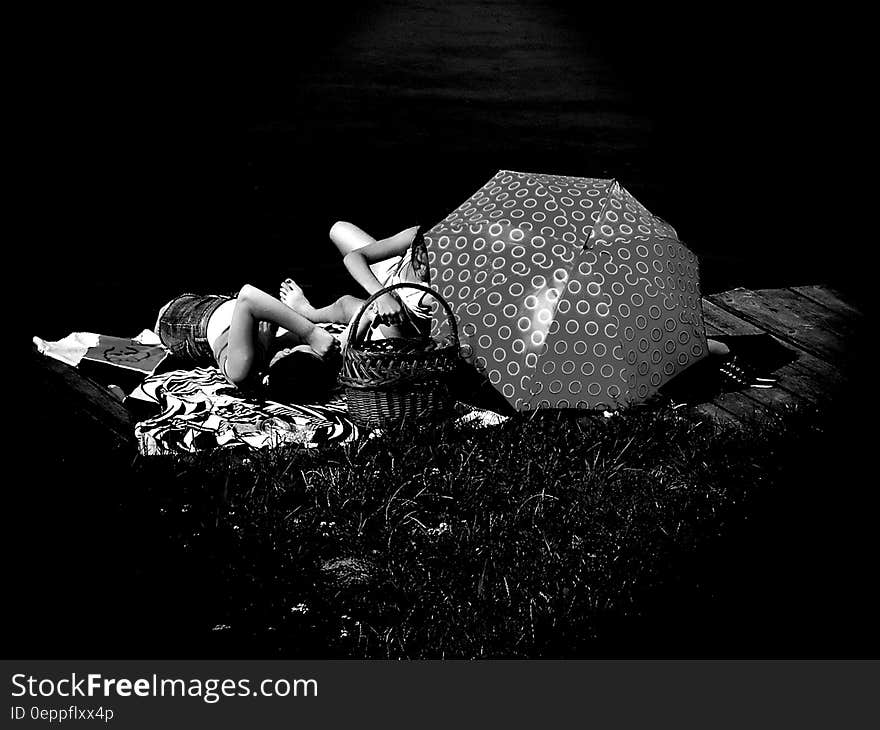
16;2;875;658
25;0;866;340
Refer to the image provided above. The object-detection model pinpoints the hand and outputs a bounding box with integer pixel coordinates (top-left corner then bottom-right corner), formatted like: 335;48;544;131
306;327;341;360
372;293;406;328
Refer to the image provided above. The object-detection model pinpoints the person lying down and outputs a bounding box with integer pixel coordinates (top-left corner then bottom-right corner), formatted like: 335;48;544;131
154;218;736;404
154;222;431;401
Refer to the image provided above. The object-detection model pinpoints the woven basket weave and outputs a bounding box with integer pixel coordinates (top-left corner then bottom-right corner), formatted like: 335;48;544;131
338;283;460;428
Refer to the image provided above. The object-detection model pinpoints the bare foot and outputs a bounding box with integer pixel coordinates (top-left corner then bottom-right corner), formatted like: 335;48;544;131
280;278;311;310
305;326;340;359
707;338;731;357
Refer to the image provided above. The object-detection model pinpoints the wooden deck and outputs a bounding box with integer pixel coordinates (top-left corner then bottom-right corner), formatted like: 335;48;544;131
694;285;863;425
32;284;861;437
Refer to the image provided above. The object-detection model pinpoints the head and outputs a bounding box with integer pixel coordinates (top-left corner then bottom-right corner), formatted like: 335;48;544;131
265;346;339;404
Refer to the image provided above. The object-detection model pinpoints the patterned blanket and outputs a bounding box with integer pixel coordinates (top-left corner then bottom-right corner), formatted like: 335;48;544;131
127;319;507;456
130;367;361;455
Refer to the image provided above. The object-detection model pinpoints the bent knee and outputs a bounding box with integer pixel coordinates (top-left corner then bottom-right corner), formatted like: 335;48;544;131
337;294;363;319
329;220;352;239
224;354;255;386
338;294;361;309
237;284;258;302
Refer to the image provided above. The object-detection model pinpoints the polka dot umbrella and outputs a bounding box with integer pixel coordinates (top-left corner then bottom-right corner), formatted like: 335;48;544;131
424;170;708;411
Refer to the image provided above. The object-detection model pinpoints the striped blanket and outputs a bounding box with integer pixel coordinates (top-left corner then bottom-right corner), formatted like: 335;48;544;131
127;320;506;456
130;367;361;455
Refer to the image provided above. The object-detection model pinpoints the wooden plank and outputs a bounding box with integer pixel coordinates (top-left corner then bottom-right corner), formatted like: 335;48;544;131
681;347;808;412
722;379;806;412
700;299;841;404
760;367;831;406
701;298;762;335
710;391;783;425
701;299;825;404
752;287;858;338
692;402;743;427
790;285;863;320
762;356;839;398
708;288;850;365
32;349;135;451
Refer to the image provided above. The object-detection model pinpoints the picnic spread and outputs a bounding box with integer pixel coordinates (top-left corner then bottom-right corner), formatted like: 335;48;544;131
32;170;794;454
129;364;361;454
34;321;505;456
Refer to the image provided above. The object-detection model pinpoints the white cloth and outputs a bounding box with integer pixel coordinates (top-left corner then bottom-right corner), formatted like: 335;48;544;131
368;253;403;286
132;329;162;345
32;332;100;367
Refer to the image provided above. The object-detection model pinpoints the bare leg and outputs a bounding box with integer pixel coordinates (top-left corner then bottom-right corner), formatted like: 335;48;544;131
329;220;419;257
309;296;364;323
224;285;339;385
280;278;414;341
280;278;363;324
328;221;376;255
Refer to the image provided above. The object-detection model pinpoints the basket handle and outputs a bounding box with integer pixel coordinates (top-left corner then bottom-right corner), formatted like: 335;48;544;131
345;282;459;351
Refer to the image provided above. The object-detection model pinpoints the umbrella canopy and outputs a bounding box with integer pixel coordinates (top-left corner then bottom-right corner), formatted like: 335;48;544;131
425;170;707;411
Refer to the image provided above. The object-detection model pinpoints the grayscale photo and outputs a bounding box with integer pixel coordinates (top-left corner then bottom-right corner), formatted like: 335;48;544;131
17;0;873;680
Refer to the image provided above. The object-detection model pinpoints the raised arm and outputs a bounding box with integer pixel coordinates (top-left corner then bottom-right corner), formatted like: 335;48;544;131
342;225;419;297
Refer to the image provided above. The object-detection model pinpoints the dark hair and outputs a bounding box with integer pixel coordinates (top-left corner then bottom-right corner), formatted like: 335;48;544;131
265;348;338;404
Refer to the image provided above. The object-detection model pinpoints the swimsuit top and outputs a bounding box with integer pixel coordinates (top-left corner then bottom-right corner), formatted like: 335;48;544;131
385;231;432;321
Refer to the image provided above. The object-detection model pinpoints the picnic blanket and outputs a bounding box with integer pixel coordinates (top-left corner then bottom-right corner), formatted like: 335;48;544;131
37;323;505;455
130;367;362;455
129;366;507;455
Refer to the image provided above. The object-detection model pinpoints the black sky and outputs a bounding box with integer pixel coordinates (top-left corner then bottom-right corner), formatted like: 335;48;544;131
25;1;865;337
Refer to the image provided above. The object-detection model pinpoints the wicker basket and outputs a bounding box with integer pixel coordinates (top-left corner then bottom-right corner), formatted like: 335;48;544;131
338;282;461;429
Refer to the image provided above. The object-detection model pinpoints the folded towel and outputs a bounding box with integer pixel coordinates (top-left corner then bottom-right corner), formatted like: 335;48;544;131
33;332;101;367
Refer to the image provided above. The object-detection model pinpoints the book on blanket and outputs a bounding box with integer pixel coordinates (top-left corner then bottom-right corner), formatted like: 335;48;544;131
80;336;169;388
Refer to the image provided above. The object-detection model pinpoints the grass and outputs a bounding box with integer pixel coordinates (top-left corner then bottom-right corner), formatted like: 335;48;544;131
104;403;828;658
